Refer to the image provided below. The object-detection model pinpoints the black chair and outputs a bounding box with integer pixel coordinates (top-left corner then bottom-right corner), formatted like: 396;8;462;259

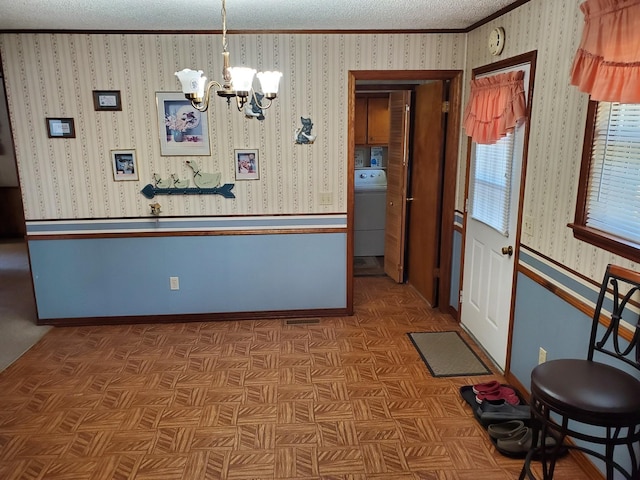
519;264;640;480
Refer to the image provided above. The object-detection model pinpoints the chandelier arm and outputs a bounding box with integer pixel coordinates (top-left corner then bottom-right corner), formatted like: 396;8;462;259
190;80;224;112
234;95;246;112
250;89;274;110
176;0;280;117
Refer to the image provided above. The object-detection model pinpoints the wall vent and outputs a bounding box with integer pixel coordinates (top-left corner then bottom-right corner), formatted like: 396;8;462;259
285;318;321;325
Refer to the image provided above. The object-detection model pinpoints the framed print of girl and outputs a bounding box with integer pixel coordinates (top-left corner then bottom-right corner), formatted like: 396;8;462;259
235;149;259;180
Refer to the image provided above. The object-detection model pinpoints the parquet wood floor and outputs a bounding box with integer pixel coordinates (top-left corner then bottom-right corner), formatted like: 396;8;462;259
0;276;596;479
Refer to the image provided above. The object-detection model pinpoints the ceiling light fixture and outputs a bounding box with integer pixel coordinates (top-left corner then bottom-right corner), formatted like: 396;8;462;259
174;0;282;113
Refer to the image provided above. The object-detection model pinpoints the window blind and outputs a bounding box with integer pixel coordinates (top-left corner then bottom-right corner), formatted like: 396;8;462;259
587;102;640;244
471;133;514;236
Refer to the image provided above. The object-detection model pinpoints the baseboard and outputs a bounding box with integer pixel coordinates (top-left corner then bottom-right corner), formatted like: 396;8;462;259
38;308;349;327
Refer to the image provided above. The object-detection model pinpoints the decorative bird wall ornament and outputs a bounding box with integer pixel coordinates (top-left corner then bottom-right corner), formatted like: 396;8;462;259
152;173;172;188
140;165;234;200
186;160;221;188
171;174;190;189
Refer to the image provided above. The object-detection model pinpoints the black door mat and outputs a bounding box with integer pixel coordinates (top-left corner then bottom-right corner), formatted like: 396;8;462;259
409;331;492;377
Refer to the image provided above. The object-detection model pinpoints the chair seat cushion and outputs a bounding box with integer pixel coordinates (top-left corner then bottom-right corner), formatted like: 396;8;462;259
531;359;640;425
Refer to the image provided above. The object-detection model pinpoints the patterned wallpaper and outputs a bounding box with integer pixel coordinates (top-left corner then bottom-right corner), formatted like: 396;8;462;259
0;32;464;220
463;0;637;279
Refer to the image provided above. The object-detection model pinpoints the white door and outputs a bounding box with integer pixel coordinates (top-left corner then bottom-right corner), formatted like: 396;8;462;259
461;63;531;370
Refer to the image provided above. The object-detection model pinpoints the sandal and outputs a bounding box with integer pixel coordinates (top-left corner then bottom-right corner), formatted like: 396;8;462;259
472;380;501;394
476;386;520;405
487;420;526;440
496;427;557;457
476;400;531;426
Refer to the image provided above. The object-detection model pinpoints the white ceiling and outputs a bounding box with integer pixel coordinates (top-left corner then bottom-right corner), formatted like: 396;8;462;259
0;0;519;32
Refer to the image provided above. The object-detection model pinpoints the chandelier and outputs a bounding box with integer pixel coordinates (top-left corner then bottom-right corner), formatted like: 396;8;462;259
175;0;282;113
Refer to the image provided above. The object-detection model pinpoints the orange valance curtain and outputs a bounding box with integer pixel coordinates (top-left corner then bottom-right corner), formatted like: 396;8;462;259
463;70;526;145
570;0;640;103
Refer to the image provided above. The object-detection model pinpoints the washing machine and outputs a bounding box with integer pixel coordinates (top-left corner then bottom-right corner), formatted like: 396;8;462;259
354;169;387;256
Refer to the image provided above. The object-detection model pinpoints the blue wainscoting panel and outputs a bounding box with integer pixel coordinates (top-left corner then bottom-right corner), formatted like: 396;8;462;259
511;270;640;476
29;233;347;319
510;272;592;387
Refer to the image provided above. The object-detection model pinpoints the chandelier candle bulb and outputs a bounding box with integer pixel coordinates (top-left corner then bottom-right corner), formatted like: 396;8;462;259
228;67;257;96
175;69;207;101
257;71;283;98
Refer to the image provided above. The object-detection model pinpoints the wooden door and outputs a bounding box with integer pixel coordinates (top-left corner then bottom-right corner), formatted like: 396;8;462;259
384;90;411;282
406;82;445;306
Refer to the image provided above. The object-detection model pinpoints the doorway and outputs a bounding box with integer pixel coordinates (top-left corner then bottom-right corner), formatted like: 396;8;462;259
460;52;536;371
347;70;463;315
0;74;25;239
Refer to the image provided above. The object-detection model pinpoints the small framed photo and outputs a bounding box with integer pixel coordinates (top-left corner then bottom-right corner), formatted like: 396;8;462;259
156;92;210;156
235;149;259;180
93;90;122;111
111;149;138;181
46;118;75;138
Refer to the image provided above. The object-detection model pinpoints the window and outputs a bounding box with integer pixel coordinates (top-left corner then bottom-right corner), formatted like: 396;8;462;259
570;101;640;261
470;133;515;236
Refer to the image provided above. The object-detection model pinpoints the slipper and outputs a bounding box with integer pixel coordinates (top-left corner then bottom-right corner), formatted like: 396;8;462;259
460;386;529;427
476;386;520;405
472;380;501;394
496;427;557;457
487;420;525;440
476;401;531;426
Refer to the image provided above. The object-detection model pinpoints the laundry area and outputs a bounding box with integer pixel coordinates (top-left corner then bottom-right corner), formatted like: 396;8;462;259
353;92;389;277
354;149;388;276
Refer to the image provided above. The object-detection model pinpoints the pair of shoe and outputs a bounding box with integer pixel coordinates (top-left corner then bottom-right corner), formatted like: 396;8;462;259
475;397;530;426
487;420;557;457
472;380;520;405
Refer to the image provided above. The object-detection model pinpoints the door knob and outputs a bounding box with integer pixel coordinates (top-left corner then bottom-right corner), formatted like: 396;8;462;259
501;246;513;257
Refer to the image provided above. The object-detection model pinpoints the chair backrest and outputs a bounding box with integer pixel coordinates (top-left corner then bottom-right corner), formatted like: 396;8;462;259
587;264;640;372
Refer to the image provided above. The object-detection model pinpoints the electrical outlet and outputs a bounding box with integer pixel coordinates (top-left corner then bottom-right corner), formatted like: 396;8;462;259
538;347;547;364
523;215;534;236
319;192;333;205
170;276;179;290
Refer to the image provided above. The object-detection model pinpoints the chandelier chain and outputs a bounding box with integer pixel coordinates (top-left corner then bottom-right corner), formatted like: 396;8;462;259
221;0;228;53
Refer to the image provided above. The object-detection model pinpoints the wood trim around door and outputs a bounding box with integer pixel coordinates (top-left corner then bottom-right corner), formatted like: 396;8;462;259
347;69;463;315
459;50;538;375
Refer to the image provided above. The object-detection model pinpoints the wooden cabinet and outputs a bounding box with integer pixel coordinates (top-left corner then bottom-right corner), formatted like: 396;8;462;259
366;96;390;144
355;95;390;145
355;97;368;145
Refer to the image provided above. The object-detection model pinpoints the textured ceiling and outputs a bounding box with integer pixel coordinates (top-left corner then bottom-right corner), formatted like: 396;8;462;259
0;0;519;31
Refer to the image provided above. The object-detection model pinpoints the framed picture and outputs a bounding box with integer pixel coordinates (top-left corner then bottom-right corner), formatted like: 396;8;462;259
111;149;138;181
235;149;259;180
93;90;122;111
156;92;210;156
46;118;75;138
